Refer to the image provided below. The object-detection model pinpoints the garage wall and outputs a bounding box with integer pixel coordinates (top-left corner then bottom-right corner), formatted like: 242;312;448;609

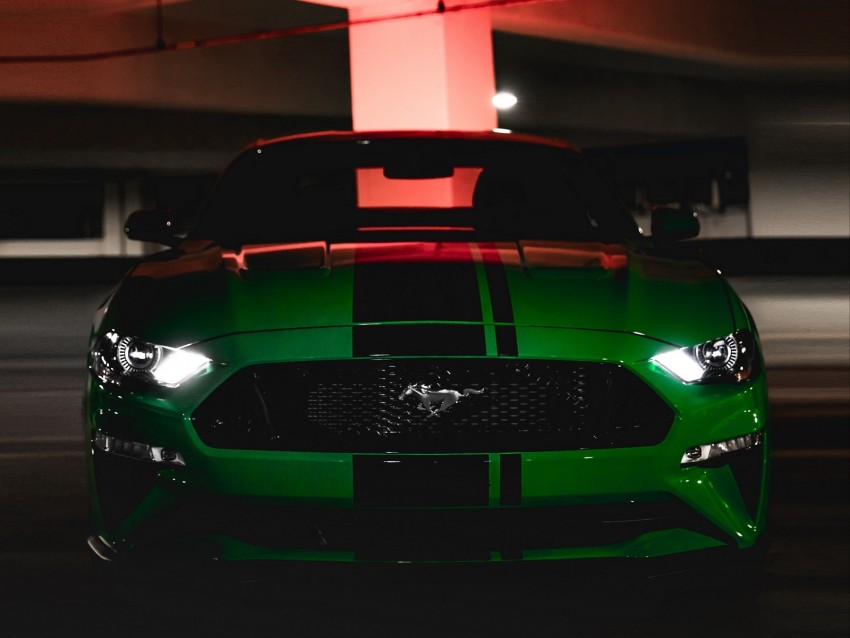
0;4;351;117
1;15;847;259
747;85;850;238
493;34;849;240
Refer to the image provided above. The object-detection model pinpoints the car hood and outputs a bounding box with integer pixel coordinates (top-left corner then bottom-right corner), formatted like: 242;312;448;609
108;240;734;349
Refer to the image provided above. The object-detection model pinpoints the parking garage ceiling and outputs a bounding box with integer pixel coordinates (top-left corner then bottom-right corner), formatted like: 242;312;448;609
0;1;846;178
1;0;846;76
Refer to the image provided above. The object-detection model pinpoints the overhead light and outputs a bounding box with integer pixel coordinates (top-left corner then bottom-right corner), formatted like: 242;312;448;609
492;92;518;110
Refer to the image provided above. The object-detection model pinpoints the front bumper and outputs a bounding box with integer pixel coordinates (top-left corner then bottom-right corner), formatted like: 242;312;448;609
84;329;770;569
88;532;770;584
84;430;769;567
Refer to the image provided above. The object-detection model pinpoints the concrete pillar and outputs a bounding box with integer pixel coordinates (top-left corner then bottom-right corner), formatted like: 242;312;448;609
308;0;497;131
306;1;498;206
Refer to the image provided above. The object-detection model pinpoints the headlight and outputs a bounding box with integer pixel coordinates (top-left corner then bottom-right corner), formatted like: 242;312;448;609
651;330;758;384
91;331;210;388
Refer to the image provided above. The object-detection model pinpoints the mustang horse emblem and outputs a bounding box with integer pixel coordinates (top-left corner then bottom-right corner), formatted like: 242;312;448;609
398;383;485;417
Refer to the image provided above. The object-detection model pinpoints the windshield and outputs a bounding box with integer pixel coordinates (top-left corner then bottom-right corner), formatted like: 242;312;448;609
193;137;640;246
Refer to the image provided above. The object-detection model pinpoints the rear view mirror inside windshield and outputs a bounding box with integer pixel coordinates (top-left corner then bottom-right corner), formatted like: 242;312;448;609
383;161;455;180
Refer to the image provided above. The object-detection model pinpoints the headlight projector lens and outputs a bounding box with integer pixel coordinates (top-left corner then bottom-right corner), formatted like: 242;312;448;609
695;335;738;371
116;337;161;373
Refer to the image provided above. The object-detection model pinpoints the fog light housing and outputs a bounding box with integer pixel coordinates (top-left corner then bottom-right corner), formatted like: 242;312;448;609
93;432;186;466
681;432;763;466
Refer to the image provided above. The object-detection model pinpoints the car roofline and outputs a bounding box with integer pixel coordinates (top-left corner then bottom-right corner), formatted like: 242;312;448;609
245;129;578;153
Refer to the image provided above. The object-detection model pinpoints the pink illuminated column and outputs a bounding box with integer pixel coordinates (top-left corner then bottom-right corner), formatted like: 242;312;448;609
306;0;498;131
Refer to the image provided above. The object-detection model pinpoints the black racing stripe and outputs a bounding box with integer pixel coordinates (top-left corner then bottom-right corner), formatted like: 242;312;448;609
352;259;486;356
494;325;518;357
500;453;522;506
353;263;483;323
483;262;518;356
353;324;486;357
354;455;489;507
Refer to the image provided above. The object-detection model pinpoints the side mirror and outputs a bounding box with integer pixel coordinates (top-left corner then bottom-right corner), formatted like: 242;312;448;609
651;207;700;242
124;209;181;247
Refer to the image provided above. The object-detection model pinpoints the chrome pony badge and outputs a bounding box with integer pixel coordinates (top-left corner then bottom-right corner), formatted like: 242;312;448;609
399;383;485;417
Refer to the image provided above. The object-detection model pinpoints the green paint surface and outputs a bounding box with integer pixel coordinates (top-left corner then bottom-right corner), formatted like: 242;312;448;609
85;239;769;568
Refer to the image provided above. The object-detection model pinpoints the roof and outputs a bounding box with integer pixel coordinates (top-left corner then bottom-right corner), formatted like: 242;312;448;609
248;129;577;152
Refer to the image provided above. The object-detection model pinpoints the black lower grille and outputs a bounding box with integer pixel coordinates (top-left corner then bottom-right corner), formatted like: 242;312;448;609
191;359;674;452
130;497;727;562
93;447;159;531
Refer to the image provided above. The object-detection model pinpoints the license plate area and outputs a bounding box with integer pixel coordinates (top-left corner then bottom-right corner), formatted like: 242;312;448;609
353;455;488;507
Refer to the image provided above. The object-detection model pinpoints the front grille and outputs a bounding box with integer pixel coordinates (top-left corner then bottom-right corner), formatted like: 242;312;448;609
191;359;674;452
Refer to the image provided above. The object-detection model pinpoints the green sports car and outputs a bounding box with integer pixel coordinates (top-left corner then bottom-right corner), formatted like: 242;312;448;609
85;130;769;585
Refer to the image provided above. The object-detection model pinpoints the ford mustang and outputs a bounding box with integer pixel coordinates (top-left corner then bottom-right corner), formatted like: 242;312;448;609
85;130;769;589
